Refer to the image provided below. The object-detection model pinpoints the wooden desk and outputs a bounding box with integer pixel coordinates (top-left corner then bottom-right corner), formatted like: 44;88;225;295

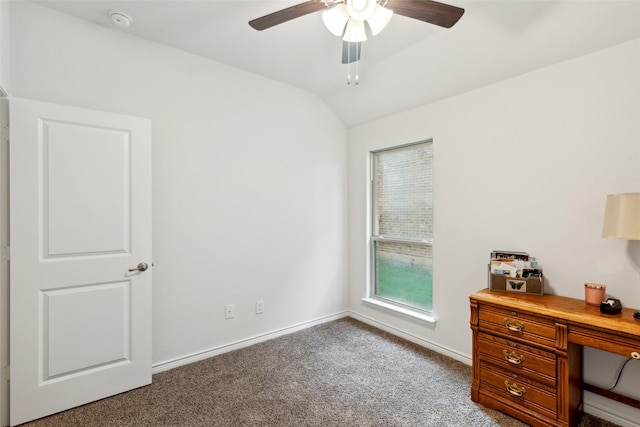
469;288;640;427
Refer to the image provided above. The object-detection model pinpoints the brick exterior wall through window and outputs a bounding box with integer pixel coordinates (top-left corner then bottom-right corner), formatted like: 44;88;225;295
374;142;433;267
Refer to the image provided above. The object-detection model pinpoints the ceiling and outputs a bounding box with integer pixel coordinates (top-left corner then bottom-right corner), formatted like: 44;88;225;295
31;0;640;127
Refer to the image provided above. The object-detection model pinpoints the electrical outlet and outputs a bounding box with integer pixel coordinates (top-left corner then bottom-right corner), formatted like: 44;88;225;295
225;304;235;319
256;300;264;314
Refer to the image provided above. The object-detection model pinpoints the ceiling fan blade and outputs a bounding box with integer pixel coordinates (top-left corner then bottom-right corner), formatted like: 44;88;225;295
249;0;327;31
342;41;362;64
386;0;465;28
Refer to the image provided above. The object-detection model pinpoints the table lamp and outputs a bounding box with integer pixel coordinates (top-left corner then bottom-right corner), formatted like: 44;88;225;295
602;192;640;319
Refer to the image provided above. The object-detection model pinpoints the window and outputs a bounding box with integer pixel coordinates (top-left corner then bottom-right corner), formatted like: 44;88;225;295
370;141;433;314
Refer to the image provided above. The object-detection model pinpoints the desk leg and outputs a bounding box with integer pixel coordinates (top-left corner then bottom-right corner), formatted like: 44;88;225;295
557;343;583;426
570;343;584;425
556;323;583;426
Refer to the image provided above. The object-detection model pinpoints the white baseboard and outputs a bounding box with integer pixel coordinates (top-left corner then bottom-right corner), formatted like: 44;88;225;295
584;391;640;427
346;310;472;366
152;311;349;374
152;310;469;375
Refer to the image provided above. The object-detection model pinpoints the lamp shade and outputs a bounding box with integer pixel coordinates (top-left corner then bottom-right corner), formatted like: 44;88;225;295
322;4;349;37
602;193;640;240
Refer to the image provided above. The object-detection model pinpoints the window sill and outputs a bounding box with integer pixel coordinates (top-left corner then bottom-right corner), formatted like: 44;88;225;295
361;297;437;326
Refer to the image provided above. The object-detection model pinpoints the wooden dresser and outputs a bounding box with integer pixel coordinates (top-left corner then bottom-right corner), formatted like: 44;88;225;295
470;288;640;427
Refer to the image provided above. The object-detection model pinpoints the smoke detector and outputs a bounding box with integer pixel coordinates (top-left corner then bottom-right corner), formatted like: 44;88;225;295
109;10;133;27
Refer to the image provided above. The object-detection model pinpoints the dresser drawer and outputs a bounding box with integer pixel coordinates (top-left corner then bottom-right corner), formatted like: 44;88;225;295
478;304;556;348
478;332;556;386
480;360;557;417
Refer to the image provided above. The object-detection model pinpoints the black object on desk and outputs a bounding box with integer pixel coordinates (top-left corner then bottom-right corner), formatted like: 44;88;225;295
600;298;622;315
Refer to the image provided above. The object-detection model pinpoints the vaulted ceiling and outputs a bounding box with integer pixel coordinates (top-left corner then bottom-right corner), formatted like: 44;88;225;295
32;0;640;127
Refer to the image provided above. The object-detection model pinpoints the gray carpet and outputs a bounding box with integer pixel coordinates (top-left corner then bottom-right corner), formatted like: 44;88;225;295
23;318;619;426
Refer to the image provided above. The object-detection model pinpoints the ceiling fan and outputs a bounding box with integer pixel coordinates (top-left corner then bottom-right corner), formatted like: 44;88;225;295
249;0;465;64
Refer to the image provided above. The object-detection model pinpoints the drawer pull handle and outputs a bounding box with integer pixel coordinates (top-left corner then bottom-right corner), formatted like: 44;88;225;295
503;350;525;365
505;380;526;397
504;318;525;332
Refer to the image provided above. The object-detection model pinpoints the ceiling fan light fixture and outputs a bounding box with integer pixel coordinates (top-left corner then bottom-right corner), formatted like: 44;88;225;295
347;0;377;22
322;4;349;37
367;4;393;36
343;18;367;42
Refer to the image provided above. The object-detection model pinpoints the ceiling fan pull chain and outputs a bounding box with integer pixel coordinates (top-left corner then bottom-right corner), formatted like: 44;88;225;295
355;43;360;85
347;41;352;85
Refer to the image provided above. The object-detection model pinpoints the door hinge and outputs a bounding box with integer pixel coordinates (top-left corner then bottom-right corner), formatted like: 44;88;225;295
1;246;9;261
1;125;8;143
1;365;8;381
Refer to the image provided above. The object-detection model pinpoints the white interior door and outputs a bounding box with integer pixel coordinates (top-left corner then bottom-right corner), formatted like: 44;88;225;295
9;98;152;426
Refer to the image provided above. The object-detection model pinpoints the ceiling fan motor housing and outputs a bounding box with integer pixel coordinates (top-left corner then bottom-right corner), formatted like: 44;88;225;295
347;0;377;22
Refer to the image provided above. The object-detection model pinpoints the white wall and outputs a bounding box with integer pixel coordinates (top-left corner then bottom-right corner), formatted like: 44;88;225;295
0;99;8;427
0;0;9;95
348;37;640;423
9;1;348;366
0;4;9;424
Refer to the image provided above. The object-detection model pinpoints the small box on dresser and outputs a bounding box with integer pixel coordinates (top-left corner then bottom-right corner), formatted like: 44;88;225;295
488;266;544;295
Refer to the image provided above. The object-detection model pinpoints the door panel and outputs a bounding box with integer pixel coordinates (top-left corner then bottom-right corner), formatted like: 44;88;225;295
43;281;130;380
9;98;152;426
44;120;131;257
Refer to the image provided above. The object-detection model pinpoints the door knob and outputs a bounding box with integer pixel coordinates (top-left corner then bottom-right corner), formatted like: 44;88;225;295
128;262;149;272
